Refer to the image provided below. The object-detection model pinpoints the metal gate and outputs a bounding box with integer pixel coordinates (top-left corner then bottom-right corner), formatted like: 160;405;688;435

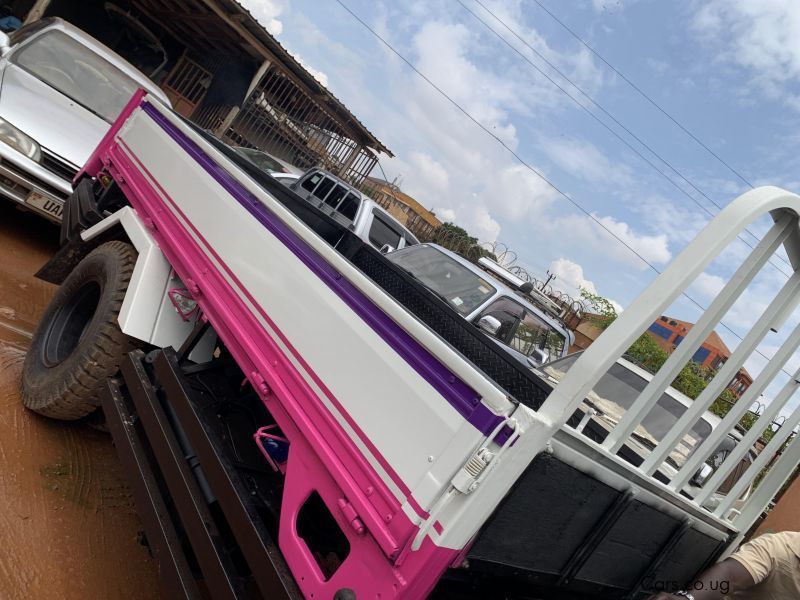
162;54;213;118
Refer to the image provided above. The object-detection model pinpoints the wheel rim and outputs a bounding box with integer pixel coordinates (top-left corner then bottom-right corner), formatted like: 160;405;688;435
41;281;101;368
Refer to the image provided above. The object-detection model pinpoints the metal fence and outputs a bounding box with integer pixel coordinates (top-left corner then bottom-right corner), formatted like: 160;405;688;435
206;70;378;184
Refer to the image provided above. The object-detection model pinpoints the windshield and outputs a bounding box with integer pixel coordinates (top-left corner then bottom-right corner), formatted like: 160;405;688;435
14;30;141;123
387;245;497;316
235;147;288;173
543;354;713;468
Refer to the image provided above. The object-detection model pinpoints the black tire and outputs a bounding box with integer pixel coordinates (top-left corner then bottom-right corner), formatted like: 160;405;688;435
22;241;138;420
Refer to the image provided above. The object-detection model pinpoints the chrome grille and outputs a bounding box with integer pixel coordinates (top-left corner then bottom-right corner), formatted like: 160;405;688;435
40;148;79;181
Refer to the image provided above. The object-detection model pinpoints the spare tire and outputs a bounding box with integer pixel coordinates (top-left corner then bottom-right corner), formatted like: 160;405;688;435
22;241;138;420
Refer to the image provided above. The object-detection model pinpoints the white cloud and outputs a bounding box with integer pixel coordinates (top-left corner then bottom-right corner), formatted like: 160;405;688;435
489;164;560;221
550;257;597;296
407;152;449;193
691;272;726;299
239;0;287;35
543;137;634;187
288;52;329;87
462;205;502;242
547;257;623;312
692;0;800;105
434;207;457;222
564;213;672;267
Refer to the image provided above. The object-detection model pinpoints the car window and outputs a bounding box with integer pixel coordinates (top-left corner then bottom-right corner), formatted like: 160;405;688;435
512;311;566;361
369;213;402;250
338;193;360;220
475;298;524;342
312;177;335;201
301;172;323;192
325;184;348;208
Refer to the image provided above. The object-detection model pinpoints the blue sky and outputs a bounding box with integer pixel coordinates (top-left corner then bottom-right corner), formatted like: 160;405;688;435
240;0;800;412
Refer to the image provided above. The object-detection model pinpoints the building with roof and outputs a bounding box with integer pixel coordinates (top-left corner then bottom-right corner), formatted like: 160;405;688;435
647;315;753;398
361;177;442;240
13;0;391;183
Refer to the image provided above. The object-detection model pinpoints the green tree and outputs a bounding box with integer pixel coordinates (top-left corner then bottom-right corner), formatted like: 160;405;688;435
579;288;618;329
432;222;497;260
626;333;669;374
436;222;478;245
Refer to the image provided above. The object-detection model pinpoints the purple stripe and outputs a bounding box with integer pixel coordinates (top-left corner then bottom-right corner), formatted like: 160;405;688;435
140;103;506;436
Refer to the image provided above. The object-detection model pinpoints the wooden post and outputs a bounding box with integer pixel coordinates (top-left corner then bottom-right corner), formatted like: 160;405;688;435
212;106;240;138
24;0;52;23
246;60;272;99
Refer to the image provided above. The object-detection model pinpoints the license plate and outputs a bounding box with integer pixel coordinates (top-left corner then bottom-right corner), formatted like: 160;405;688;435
27;191;63;219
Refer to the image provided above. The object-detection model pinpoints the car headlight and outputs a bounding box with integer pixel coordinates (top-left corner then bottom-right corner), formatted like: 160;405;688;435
0;117;40;161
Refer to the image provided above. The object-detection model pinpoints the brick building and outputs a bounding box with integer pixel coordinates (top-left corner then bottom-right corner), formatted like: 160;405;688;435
361;177;442;240
647;315;753;397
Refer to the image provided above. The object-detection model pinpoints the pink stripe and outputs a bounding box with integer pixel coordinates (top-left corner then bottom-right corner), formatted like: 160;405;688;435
118;140;431;518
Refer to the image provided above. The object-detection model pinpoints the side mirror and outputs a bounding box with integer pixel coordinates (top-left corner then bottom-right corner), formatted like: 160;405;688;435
527;348;548;367
379;244;395;254
477;315;502;336
691;463;714;487
0;31;10;57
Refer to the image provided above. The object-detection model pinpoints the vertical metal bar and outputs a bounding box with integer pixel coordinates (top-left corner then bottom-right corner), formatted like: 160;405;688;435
605;216;796;454
715;406;800;518
640;269;800;475
259;76;291;150
694;368;800;505
268;78;298;151
296;96;315;125
730;432;800;530
672;320;800;490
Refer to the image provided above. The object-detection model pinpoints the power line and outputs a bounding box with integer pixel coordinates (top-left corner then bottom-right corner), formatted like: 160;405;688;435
529;0;755;189
331;0;791;373
459;0;792;278
333;0;661;273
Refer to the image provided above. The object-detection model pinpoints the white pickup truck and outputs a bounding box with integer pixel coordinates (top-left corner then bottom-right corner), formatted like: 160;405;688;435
291;167;419;252
23;93;800;600
386;243;574;366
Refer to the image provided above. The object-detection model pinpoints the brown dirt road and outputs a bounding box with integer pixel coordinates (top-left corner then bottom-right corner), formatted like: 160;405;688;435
0;204;163;599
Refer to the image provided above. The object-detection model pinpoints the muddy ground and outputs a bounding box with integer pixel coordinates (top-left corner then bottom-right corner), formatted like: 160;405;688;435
0;204;163;599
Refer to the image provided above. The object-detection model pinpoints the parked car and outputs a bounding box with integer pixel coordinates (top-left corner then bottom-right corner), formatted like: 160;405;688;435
0;17;168;222
233;146;302;176
292;167;418;251
386;243;574;366
538;352;756;510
